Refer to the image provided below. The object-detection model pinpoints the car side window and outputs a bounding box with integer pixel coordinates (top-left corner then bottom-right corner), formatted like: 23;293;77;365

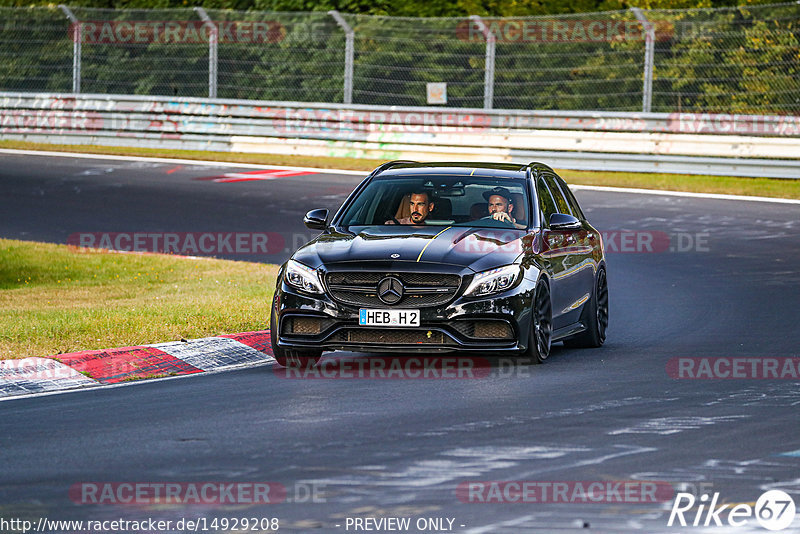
543;173;572;215
537;177;558;227
555;176;586;221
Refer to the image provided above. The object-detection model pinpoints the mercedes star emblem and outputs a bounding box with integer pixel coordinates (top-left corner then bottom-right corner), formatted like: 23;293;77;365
377;276;404;305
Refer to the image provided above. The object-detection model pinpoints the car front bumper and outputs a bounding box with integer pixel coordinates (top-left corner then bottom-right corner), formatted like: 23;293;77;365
272;281;535;354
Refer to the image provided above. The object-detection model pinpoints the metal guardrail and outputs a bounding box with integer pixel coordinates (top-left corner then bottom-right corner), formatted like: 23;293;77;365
1;92;799;179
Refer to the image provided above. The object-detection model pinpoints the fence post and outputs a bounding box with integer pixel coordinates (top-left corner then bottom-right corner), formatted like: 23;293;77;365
469;15;495;110
194;7;218;99
631;7;654;113
58;5;80;94
329;10;354;105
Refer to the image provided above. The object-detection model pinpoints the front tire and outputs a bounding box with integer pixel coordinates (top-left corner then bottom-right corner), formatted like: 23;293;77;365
274;350;321;369
563;268;608;348
269;301;322;368
519;280;553;364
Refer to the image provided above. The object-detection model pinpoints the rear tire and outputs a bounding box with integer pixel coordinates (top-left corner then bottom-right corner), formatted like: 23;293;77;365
563;268;608;348
270;300;322;368
518;280;552;364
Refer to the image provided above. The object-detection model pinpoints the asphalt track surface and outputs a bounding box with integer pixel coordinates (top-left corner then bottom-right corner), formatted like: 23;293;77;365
1;152;799;533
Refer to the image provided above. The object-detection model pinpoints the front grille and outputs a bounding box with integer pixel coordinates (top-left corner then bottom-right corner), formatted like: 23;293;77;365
326;272;460;308
327;272;458;286
451;320;514;339
335;328;455;345
327;292;457;308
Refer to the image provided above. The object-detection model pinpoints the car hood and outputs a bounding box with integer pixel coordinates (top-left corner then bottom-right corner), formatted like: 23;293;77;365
292;225;531;273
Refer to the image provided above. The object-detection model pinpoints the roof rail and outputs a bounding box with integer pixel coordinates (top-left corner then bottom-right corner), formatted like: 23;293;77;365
526;161;555;174
370;160;419;176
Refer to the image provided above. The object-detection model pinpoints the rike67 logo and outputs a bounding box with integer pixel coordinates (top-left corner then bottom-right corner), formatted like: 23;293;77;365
668;490;796;531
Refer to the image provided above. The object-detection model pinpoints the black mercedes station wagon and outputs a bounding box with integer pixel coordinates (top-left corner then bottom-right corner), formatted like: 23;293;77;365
270;161;608;367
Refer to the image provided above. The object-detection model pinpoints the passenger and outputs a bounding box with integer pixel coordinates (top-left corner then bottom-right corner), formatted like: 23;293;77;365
386;191;435;225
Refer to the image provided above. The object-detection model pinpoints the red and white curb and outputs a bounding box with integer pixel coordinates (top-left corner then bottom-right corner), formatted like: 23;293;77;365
193;168;316;183
0;331;274;399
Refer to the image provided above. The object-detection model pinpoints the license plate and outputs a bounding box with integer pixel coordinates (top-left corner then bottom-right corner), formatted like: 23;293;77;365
359;309;420;327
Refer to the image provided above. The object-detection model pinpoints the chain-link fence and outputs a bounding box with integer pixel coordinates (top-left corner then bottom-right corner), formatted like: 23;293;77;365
651;3;800;113
0;3;798;113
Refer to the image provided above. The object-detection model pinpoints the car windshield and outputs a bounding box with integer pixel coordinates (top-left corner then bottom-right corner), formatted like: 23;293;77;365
337;175;532;228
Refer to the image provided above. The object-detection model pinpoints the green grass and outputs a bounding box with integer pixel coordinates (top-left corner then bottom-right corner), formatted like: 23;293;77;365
122;372;176;381
2;140;799;200
0;239;278;360
560;169;800;200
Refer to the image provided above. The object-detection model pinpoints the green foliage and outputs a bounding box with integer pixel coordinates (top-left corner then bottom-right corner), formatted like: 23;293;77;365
653;3;800;112
0;1;797;113
0;0;783;14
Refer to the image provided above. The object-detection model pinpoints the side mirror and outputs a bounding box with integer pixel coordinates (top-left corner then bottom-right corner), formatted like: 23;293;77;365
549;213;581;230
304;208;329;230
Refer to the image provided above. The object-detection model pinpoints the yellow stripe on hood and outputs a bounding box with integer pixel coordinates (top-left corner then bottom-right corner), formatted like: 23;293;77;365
417;226;452;262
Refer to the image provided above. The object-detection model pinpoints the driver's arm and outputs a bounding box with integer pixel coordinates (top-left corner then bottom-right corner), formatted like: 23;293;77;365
491;211;525;229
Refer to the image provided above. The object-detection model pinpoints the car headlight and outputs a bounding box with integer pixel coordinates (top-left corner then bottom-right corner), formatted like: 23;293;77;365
284;260;324;294
464;264;520;297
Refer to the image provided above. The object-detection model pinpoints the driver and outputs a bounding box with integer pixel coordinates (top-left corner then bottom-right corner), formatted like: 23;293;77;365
386;191;434;225
483;187;525;229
